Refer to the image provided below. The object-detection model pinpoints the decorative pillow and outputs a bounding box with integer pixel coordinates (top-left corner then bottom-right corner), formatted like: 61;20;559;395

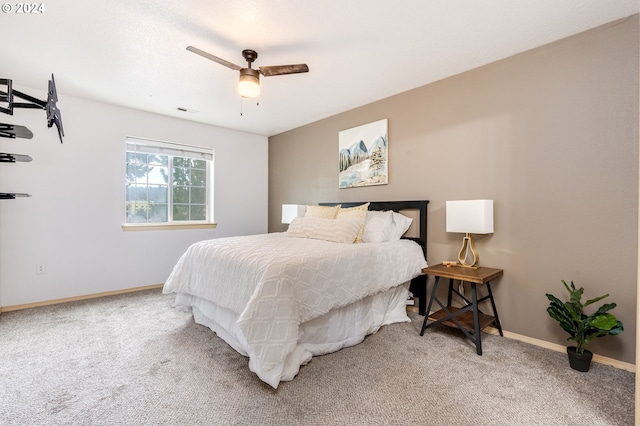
362;210;394;243
336;202;370;243
286;216;361;243
304;204;341;219
389;212;413;241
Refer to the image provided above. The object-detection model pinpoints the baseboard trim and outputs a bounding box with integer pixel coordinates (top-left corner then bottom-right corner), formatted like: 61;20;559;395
482;326;636;372
420;310;635;372
0;283;165;313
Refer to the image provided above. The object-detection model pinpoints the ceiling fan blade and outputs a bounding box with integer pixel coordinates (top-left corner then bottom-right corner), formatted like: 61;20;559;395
186;46;242;71
259;64;309;77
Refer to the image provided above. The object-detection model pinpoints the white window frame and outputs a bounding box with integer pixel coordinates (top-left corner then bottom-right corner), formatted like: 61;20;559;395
123;136;215;230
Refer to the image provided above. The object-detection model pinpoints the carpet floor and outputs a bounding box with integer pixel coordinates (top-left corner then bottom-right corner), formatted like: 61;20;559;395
0;289;634;425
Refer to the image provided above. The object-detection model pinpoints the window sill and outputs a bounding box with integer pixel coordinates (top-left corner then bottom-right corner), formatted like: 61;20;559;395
122;223;217;231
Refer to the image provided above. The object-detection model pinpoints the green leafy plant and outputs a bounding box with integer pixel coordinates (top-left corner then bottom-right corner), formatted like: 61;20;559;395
545;280;624;354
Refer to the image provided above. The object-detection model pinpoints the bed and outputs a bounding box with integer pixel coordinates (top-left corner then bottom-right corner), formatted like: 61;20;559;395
163;200;429;388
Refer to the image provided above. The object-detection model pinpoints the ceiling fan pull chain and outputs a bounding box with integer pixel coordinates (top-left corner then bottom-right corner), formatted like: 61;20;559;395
240;97;243;116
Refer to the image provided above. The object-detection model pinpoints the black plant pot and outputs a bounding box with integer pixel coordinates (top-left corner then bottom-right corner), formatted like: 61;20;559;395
567;346;593;372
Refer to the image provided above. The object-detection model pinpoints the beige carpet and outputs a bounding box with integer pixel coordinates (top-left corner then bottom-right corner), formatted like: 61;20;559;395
0;289;634;425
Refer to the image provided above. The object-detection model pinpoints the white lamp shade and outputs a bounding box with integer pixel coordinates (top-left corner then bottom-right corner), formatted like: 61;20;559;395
282;204;306;224
446;200;494;234
238;80;260;98
238;69;260;98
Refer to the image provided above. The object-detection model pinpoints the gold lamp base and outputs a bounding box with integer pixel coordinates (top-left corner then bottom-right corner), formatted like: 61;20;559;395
457;233;480;268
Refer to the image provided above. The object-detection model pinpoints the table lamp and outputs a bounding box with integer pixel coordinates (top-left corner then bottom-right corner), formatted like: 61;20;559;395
446;200;494;268
281;204;306;224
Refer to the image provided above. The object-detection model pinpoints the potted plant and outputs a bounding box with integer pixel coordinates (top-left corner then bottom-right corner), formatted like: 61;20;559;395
545;280;624;372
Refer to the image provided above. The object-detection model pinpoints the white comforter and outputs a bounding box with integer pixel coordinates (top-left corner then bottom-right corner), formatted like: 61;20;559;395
163;232;427;387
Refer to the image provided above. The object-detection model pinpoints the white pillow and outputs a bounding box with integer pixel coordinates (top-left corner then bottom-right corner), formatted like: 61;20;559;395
389;212;413;241
362;210;394;243
286;216;361;243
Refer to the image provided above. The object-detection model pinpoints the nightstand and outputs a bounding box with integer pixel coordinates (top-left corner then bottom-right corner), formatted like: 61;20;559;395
419;264;503;355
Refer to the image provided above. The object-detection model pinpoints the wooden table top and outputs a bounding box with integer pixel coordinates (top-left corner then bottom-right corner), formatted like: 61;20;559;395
422;263;503;284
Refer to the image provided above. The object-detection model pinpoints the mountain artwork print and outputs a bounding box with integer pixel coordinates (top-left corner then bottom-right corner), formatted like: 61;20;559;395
338;119;388;188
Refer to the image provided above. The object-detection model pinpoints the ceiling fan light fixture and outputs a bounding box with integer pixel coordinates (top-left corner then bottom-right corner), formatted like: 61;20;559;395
187;46;308;99
238;68;260;98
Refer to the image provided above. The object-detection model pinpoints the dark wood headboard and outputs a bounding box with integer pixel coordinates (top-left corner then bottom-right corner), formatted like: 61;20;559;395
319;200;428;259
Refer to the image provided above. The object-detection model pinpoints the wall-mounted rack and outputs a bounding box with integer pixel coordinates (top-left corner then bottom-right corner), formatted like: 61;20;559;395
0;74;63;200
0;193;31;199
0;123;33;139
0;153;32;163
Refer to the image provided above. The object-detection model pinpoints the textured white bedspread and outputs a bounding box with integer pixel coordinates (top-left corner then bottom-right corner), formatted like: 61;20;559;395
163;232;427;387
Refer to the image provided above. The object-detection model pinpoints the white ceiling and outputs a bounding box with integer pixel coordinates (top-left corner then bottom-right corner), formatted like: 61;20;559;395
2;1;637;137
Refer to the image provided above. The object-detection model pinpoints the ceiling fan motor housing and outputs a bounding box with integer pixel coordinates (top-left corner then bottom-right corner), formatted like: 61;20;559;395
242;49;258;64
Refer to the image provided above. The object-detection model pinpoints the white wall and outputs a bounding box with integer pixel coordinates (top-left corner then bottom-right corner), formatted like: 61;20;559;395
0;89;268;307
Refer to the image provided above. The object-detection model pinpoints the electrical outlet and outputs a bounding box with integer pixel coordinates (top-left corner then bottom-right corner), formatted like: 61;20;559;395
36;264;46;275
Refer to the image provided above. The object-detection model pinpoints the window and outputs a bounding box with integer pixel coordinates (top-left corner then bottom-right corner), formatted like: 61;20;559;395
125;137;214;225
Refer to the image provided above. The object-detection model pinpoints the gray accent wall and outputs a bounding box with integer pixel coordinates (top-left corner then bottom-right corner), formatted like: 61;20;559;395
268;16;639;364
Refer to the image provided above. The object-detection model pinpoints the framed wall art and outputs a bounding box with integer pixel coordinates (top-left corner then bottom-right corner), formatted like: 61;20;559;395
338;118;388;188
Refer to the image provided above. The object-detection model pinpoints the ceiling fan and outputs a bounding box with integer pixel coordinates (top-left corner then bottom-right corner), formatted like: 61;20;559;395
186;46;309;98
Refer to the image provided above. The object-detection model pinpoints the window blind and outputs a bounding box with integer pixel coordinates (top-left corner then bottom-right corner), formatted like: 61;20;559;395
126;136;213;161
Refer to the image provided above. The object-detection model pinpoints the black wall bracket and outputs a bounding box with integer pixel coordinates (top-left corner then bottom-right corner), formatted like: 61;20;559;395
0;193;31;199
0;123;33;139
0;153;33;163
0;74;64;143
